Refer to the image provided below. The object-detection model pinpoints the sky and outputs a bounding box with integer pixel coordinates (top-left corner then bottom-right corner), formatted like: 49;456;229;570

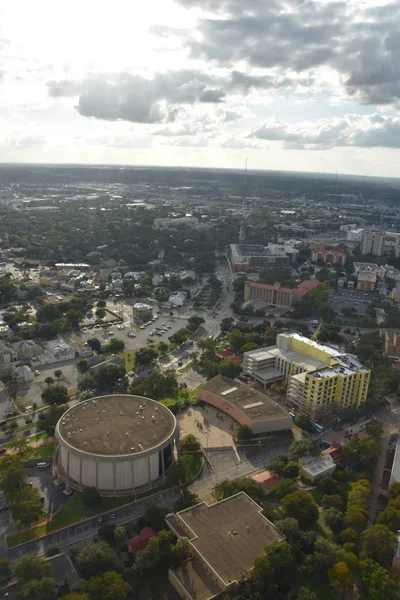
1;0;400;176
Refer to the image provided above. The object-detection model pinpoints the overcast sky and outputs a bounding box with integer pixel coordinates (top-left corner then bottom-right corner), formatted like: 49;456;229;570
1;0;400;176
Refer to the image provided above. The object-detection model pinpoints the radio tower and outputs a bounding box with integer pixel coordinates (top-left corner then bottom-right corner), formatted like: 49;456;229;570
239;157;248;243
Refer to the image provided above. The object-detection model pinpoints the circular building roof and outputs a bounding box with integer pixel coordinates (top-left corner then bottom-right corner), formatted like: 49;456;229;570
57;395;176;457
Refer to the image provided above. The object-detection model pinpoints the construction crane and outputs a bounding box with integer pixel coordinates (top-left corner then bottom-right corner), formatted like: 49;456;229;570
273;322;324;395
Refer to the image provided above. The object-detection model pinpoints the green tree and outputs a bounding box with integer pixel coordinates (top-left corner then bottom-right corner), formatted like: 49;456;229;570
289;439;320;459
342;436;380;473
53;369;62;382
274;517;301;543
19;577;58;600
180;434;200;453
264;540;293;572
360;558;400;600
97;300;106;309
8;436;30;453
228;329;246;351
360;524;397;567
114;526;128;547
76;359;89;373
365;418;384;440
39;404;67;436
41;385;69;405
281;491;319;529
0;558;12;581
214;477;265;504
389;481;400;498
106;338;125;353
323;507;343;531
273;479;297;499
44;376;54;387
282;462;299;479
241;342;259;353
82;571;130;600
0;455;25;492
219;358;241;379
294;413;314;432
266;454;289;476
134;347;158;368
322;494;345;512
236;425;254;441
82;486;101;508
75;542;119;579
87;338;101;353
156;341;169;356
328;561;354;594
15;555;53;583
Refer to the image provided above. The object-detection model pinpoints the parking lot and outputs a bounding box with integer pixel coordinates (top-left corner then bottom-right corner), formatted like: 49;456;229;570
329;289;376;317
25;464;68;516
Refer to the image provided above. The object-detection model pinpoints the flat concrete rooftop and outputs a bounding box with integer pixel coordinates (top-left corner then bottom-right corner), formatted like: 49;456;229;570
167;493;283;588
199;375;289;422
57;395;175;456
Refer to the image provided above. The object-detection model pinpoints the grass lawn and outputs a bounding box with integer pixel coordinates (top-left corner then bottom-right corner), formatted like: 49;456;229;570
178;361;194;373
29;442;54;459
181;453;204;483
118;349;137;372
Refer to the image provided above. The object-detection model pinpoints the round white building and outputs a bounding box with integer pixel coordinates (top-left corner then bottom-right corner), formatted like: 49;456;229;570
54;394;178;496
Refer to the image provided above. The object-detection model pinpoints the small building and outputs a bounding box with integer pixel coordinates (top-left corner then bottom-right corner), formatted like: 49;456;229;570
12;339;43;361
0;339;18;365
13;365;34;382
300;455;336;482
322;442;343;463
133;302;153;323
169;291;188;307
42;338;75;363
390;435;400;487
46;553;81;590
166;492;284;600
128;526;157;554
384;330;400;356
390;286;400;303
357;270;377;291
251;471;281;491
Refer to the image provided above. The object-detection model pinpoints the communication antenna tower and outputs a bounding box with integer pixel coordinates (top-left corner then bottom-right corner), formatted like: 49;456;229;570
239;157;248;243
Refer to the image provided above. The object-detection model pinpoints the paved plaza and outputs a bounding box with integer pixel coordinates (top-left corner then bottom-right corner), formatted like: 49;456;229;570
177;404;237;449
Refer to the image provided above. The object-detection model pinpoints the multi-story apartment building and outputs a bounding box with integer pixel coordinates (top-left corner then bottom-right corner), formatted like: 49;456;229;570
243;279;320;309
243;332;370;419
361;230;385;256
229;243;298;272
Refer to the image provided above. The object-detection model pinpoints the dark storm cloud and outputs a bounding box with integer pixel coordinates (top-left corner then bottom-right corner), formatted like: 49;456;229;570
250;114;400;149
48;71;228;123
169;0;400;105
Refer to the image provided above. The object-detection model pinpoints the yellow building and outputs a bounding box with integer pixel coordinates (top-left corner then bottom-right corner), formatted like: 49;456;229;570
243;332;370;419
286;337;370;419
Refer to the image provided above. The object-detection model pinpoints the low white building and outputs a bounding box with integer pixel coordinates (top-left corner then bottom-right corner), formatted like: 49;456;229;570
169;291;188;307
13;365;34;382
300;455;336;482
41;339;75;363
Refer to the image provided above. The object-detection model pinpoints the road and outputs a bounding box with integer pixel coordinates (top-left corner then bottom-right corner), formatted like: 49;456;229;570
5;487;181;561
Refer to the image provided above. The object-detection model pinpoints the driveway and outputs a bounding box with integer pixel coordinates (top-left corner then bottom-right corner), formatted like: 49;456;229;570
25;466;68;516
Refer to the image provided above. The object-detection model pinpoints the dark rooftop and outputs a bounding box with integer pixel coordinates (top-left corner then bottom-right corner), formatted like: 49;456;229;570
57;395;175;456
167;493;283;588
198;375;290;423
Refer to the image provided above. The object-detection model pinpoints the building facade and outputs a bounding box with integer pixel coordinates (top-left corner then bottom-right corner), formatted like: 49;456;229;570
361;230;385;256
243;279;320;309
311;248;347;265
229;243;297;272
243;332;370;419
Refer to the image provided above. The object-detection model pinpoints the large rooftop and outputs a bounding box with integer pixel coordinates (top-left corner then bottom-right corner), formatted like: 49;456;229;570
199;375;289;422
57;395;175;456
167;493;283;589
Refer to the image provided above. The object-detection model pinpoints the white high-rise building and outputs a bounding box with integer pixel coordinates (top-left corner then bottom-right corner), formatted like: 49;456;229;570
361;230;384;256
